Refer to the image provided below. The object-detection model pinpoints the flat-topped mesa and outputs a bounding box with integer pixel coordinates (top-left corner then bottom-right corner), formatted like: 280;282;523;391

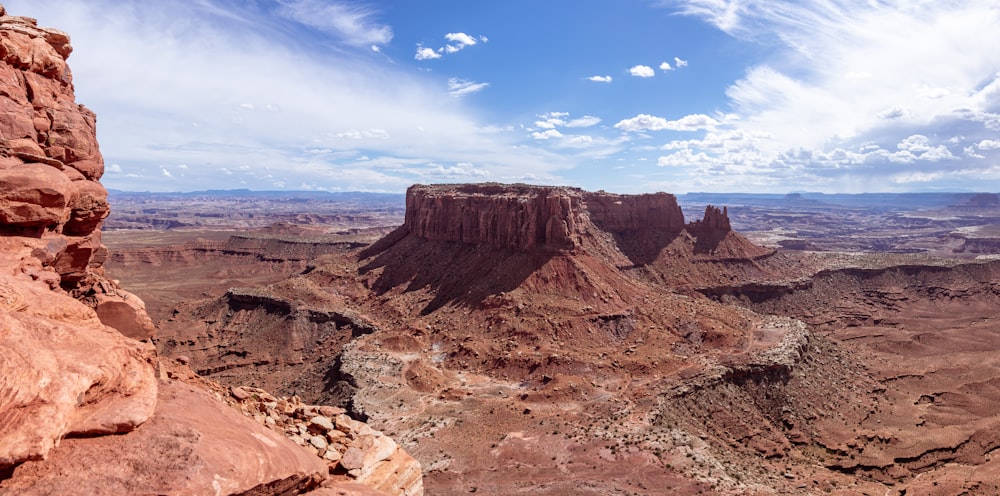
404;183;584;250
403;183;689;251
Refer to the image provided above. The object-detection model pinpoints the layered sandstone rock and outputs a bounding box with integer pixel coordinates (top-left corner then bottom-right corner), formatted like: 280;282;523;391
583;190;686;233
0;237;157;468
404;183;582;250
0;8;150;338
403;183;690;252
1;379;329;495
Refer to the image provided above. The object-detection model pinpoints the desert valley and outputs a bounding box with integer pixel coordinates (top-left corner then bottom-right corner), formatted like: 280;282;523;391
7;5;1000;496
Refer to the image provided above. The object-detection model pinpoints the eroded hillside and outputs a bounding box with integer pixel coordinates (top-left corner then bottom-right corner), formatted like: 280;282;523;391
101;183;1000;494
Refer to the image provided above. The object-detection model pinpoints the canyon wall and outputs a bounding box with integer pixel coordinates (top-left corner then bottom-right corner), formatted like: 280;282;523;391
583;190;686;233
403;183;690;251
0;8;152;338
404;183;583;250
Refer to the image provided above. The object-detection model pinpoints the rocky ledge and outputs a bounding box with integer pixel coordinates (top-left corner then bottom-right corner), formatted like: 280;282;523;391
0;6;152;338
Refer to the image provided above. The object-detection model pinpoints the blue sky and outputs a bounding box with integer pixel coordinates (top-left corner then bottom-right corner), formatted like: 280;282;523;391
9;1;1000;193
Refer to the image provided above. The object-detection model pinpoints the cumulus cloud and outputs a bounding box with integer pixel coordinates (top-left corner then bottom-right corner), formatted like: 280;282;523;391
979;139;1000;150
532;129;563;140
615;113;719;132
651;0;1000;192
416;31;488;59
415;45;440;60
674;56;688;68
629;65;655;78
588;75;613;83
659;61;672;71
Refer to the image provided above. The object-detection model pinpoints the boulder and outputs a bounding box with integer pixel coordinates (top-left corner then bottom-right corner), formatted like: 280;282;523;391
0;163;73;227
93;292;156;340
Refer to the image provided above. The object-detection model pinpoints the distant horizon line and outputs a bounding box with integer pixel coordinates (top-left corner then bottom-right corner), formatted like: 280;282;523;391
106;188;998;196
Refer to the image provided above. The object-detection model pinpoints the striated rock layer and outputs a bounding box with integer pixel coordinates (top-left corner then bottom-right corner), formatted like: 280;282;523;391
402;183;689;251
0;7;152;338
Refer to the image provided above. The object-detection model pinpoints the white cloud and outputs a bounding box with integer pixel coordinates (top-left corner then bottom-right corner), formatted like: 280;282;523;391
566;115;601;128
106;163;122;173
657;148;717;168
659;61;672;71
276;0;392;47
419;31;487;59
615;113;719;132
535;118;564;129
979;139;1000;150
588;75;613;83
897;134;931;153
629;65;655;78
445;32;478;47
415;45;441;60
657;0;1000;192
674;57;688;68
161;168;173;178
531;129;563;140
447;78;490;96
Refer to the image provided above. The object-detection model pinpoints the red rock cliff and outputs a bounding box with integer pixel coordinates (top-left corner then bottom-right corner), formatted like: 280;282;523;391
404;183;583;250
583;191;685;233
0;8;153;338
403;184;688;251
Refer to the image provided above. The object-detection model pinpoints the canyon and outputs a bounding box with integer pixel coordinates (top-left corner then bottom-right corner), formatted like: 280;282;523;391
7;4;1000;496
104;183;1000;495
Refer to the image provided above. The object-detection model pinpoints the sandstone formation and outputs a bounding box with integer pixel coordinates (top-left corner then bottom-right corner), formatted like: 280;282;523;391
0;7;151;338
0;238;157;468
402;183;694;252
0;8;420;495
1;379;329;495
403;183;583;250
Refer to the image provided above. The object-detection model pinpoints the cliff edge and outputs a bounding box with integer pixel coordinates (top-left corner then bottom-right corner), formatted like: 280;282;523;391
0;7;420;495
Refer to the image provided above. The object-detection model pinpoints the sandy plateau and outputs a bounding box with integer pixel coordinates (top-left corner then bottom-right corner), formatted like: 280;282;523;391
104;184;1000;495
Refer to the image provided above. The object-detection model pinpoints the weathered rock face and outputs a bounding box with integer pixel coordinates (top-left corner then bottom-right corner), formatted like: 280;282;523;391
1;379;329;495
223;385;423;496
0;237;157;469
583;190;685;233
0;9;152;337
686;205;731;236
403;183;688;251
404;183;582;250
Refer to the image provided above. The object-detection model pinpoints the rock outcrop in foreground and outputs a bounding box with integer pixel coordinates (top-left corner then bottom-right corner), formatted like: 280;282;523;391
0;7;420;495
0;6;152;339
